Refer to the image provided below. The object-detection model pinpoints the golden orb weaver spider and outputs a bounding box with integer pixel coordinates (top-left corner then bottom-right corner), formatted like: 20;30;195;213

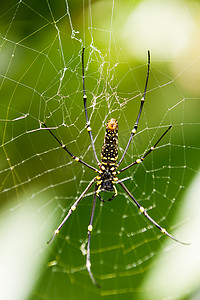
43;48;189;288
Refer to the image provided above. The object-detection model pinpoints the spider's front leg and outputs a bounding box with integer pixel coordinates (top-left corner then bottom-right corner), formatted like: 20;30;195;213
82;48;100;166
118;50;150;166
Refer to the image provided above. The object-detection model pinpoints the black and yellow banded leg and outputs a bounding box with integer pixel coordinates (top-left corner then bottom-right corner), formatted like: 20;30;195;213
118;180;189;245
95;180;105;202
82;48;100;166
42;122;98;173
118;50;150;166
47;177;96;245
108;184;118;201
86;185;101;288
119;125;172;174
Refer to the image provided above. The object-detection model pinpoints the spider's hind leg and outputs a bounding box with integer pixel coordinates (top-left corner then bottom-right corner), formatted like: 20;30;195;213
86;185;101;288
118;180;189;245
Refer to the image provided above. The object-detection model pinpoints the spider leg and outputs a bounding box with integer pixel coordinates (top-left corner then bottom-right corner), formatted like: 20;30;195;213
47;177;96;245
42;122;98;173
86;184;101;287
108;185;118;201
82;48;101;166
95;184;105;202
119;125;172;174
118;50;150;166
118;180;189;245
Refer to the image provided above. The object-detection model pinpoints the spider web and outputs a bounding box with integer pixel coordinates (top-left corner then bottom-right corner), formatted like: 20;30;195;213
0;1;200;300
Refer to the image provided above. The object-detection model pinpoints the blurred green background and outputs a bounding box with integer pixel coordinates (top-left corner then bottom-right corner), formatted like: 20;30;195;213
0;0;199;299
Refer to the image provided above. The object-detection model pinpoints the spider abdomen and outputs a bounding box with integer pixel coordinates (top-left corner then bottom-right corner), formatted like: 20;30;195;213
101;118;118;164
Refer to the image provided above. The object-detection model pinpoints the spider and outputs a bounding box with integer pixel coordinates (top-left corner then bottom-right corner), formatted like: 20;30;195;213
43;48;188;288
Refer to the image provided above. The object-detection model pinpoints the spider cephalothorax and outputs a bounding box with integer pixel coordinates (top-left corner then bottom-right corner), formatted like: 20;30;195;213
44;48;188;288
